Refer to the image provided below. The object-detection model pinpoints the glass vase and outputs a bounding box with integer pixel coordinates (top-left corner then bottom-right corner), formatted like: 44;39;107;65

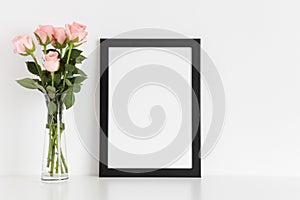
41;94;69;182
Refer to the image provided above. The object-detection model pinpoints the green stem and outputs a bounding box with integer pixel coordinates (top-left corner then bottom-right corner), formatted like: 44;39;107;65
53;139;68;173
46;115;54;167
51;72;54;87
60;149;68;173
49;127;57;176
66;44;73;64
49;141;55;176
62;46;69;59
62;43;73;91
46;106;69;176
58;110;68;173
55;155;59;174
46;132;52;167
60;163;64;174
59;48;63;59
30;53;43;84
43;45;47;55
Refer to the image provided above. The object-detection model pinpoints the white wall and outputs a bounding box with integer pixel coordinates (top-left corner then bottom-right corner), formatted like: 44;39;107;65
1;0;300;176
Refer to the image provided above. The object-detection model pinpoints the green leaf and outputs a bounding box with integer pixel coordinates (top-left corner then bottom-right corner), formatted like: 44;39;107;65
36;83;46;94
66;75;75;79
16;78;38;89
52;38;67;49
26;62;39;76
65;64;75;72
76;68;87;77
47;101;57;115
75;55;86;64
34;32;42;45
48;93;55;99
46;86;56;93
41;70;51;85
74;76;87;84
65;79;72;87
73;84;81;93
54;73;62;85
73;41;86;48
46;86;56;99
72;37;80;43
64;89;75;109
46;85;56;99
70;49;82;59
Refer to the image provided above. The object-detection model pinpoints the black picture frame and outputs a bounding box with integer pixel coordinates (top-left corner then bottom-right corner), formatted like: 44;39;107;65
100;38;201;177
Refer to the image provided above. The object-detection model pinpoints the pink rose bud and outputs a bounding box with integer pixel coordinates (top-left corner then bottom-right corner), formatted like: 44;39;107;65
12;34;35;55
43;51;60;72
52;27;67;47
34;25;54;45
66;22;87;46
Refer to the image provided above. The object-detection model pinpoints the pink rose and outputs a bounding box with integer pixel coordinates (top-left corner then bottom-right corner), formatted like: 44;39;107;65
52;27;67;46
66;22;87;45
12;34;35;55
34;25;54;45
43;51;60;72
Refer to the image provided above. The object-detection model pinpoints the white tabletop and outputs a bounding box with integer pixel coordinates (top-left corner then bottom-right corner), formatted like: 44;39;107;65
0;176;299;200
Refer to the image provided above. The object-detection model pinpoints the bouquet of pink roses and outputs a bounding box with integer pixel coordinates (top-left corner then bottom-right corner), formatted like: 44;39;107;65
13;22;87;181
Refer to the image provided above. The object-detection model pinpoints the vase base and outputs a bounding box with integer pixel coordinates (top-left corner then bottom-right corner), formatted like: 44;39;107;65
41;174;69;183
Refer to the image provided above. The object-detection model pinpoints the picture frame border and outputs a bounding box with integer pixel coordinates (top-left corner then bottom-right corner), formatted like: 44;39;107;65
99;38;201;178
